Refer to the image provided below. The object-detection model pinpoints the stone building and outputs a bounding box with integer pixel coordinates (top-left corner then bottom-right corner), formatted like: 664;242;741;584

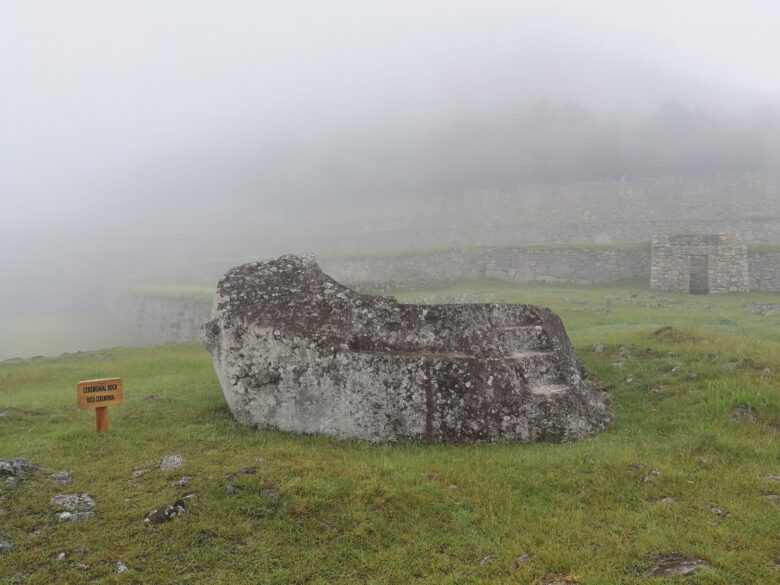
650;234;749;294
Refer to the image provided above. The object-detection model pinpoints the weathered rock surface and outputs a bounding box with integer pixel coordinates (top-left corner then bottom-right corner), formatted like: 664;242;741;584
159;455;183;471
50;471;73;485
0;458;38;480
58;511;95;522
51;493;96;512
203;255;610;443
649;552;715;576
144;496;192;524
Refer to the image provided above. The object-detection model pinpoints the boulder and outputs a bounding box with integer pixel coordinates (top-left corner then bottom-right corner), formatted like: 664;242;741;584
203;255;609;443
0;458;38;480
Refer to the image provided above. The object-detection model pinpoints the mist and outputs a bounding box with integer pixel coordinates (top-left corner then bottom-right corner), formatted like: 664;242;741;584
2;1;780;355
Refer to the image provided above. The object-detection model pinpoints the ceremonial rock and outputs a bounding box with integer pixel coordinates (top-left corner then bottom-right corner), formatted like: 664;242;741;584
203;255;609;443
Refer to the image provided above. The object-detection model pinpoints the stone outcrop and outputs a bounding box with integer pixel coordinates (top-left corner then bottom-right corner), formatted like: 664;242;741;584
203;255;609;443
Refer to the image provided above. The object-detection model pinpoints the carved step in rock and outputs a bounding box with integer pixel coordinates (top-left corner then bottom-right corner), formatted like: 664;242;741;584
203;254;610;443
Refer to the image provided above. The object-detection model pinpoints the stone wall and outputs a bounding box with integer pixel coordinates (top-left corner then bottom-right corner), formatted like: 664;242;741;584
650;234;750;294
266;172;780;256
750;252;780;291
321;246;651;289
126;244;780;345
124;294;212;344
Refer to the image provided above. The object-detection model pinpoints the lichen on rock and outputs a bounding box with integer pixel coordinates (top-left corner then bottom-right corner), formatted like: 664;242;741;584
203;254;609;443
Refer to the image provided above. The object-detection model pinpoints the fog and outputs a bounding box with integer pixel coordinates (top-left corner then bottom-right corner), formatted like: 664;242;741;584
2;1;780;355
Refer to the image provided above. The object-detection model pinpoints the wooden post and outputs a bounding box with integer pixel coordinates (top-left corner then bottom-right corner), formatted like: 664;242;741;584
95;406;108;432
77;378;123;433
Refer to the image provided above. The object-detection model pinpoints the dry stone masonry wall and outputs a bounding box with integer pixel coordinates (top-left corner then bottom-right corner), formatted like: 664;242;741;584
125;295;213;345
650;234;750;294
749;252;780;291
125;243;780;345
322;247;650;290
271;172;780;256
202;255;610;443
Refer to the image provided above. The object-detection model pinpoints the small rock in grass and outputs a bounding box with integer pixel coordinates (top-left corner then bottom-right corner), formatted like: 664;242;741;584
172;476;193;487
50;471;73;485
649;552;714;576
242;467;256;474
480;554;495;565
58;511;95;522
0;458;38;479
640;470;660;484
657;496;675;505
117;561;128;573
766;494;780;505
0;540;13;552
131;468;149;478
543;576;579;585
513;552;532;569
261;487;280;498
173;498;189;510
56;552;66;561
706;502;730;517
159;455;183;471
225;484;239;495
51;493;95;512
730;405;756;422
144;503;185;524
766;475;780;482
592;343;606;353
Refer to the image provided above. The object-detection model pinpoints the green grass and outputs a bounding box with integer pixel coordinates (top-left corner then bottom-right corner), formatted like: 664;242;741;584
129;285;215;302
0;314;140;362
1;281;779;584
747;243;780;254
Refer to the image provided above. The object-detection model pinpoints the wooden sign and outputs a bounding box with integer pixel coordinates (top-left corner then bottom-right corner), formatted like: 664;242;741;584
77;377;123;432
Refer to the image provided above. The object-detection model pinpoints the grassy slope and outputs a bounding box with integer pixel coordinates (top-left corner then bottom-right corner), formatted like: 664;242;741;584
129;285;215;302
1;281;779;584
0;314;140;362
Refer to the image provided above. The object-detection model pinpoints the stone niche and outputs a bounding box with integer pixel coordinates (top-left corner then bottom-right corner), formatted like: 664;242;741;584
650;234;749;294
202;255;610;443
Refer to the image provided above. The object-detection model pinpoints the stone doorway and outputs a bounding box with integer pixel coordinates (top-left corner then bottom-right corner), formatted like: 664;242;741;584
689;255;709;294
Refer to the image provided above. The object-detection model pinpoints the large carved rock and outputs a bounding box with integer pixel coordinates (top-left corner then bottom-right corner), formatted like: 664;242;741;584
203;255;609;443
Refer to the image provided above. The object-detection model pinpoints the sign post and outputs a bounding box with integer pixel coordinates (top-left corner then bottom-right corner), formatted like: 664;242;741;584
77;377;123;432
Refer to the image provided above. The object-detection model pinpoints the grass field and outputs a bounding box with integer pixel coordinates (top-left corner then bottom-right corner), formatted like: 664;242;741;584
0;313;140;362
1;280;779;584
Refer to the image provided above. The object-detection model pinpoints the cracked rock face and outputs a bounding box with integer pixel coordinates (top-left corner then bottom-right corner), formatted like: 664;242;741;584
203;255;610;443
